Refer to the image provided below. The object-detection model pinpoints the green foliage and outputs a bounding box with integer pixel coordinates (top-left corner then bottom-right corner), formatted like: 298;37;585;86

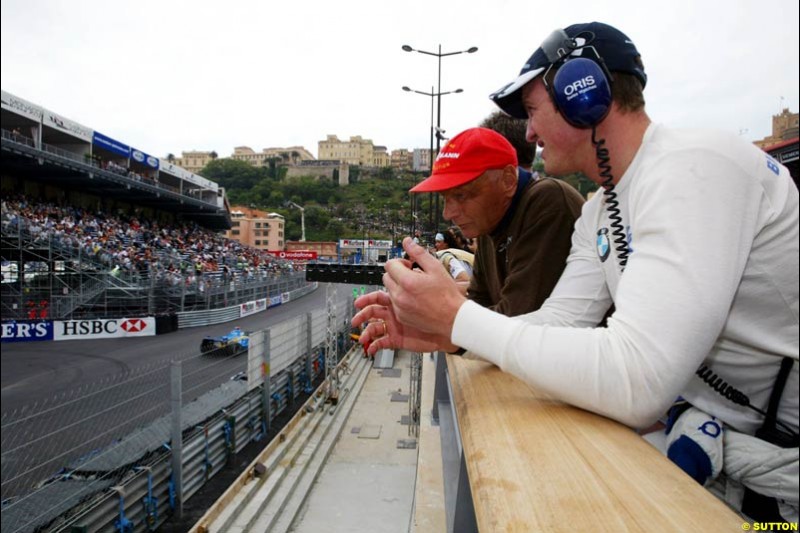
531;157;597;198
282;176;342;205
556;173;598;197
201;158;267;191
205;161;432;241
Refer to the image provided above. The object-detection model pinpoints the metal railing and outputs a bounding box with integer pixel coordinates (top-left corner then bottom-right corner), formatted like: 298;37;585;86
1;218;309;319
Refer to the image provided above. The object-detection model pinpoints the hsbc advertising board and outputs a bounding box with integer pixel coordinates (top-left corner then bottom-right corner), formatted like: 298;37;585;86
54;317;156;341
268;250;318;261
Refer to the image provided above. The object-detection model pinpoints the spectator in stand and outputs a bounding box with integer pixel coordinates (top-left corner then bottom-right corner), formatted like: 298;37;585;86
1;193;298;294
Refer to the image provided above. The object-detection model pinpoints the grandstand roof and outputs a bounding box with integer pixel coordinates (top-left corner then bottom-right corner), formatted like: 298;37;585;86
2;138;231;230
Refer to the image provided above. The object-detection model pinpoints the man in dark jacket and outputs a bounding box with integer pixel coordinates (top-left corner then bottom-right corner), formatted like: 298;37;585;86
410;126;584;317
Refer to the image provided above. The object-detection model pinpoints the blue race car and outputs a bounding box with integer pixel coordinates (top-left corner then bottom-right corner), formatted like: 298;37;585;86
201;327;250;356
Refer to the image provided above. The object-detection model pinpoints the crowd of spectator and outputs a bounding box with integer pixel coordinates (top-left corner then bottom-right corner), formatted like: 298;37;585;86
1;194;302;293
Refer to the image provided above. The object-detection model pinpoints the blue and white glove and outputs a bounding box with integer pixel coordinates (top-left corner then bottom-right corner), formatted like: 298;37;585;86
665;402;724;486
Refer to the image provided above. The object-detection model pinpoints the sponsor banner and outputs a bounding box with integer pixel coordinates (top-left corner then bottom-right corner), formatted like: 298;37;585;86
2;320;54;342
43;111;93;142
185;173;218;191
131;148;159;169
240;298;267;318
281;292;290;304
268;250;318;261
1;89;44;122
339;239;392;249
93;131;131;158
159;160;191;180
54;317;155;341
268;295;282;308
779;148;799;164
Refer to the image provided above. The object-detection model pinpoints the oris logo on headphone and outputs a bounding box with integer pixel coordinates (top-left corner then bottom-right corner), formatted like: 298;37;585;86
562;75;598;100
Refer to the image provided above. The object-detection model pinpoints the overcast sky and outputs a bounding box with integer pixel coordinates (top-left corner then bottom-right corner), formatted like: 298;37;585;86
2;0;798;160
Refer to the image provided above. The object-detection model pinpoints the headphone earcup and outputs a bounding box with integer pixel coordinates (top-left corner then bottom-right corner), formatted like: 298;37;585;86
551;58;612;128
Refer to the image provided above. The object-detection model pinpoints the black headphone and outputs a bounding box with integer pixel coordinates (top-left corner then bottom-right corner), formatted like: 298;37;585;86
540;29;614;128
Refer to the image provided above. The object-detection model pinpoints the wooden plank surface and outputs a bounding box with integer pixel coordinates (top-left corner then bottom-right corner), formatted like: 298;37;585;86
446;356;744;532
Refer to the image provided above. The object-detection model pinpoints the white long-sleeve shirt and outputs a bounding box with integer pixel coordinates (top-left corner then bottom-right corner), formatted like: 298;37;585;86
453;123;799;434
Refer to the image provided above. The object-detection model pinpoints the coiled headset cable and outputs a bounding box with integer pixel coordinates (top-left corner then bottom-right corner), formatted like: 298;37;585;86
592;126;629;270
696;362;798;439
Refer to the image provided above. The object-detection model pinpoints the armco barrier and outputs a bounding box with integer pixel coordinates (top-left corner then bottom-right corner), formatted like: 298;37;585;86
177;305;241;329
177;282;318;329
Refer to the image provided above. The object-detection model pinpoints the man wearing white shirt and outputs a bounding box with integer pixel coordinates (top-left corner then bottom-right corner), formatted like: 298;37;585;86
353;21;798;521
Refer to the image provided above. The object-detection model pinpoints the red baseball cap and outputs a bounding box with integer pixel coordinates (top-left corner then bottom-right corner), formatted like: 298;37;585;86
410;127;518;193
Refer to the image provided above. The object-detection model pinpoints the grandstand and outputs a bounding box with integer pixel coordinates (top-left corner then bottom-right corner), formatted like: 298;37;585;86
1;89;306;322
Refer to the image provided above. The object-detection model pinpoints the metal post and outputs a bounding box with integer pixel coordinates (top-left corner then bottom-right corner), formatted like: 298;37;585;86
262;330;272;433
435;46;443;231
170;360;183;518
325;283;339;402
306;312;313;392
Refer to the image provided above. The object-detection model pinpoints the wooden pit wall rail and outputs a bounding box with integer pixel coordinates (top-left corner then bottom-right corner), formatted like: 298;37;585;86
445;355;743;532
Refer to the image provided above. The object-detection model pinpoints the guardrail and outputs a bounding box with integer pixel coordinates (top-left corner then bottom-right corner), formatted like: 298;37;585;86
176;282;318;329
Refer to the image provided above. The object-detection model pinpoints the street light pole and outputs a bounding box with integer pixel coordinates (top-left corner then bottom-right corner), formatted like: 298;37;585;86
286;201;306;242
403;43;478;231
402;85;464;234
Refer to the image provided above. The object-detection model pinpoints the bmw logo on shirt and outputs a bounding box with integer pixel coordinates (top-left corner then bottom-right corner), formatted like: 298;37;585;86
597;228;610;262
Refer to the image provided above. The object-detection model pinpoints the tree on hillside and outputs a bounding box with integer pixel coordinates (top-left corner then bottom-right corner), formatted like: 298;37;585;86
265;157;283;181
201;158;265;191
378;166;395;180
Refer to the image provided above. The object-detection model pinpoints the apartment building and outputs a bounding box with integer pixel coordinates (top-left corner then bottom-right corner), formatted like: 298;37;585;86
372;145;390;168
318;134;389;167
413;148;434;172
231;146;316;167
754;108;799;149
226;206;286;251
169;150;216;174
390;149;413;170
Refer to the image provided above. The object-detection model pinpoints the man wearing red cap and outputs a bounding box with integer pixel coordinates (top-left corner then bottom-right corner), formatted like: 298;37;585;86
411;127;583;317
354;21;798;522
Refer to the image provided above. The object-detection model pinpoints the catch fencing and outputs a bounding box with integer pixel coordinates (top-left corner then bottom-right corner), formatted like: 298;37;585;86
0;288;356;533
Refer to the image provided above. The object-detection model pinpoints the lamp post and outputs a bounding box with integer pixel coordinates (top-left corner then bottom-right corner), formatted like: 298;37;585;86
285;201;306;242
402;85;463;234
402;43;478;230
